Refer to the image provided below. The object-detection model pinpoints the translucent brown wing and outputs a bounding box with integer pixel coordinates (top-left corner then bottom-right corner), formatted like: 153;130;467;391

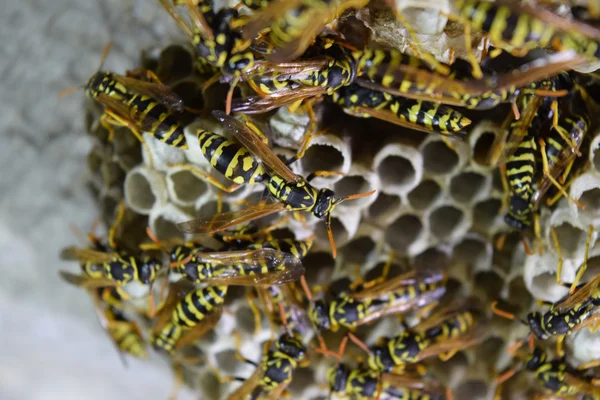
175;308;223;350
226;364;264;400
348;104;468;137
554;275;600;312
500;0;600;40
239;60;331;81
355;291;445;327
491;94;546;166
265;18;329;63
60;246;119;263
153;279;196;334
158;0;214;41
241;0;305;41
213;111;299;182
192;249;305;286
380;373;445;396
177;202;287;234
352;268;446;300
231;86;326;114
416;326;487;361
563;372;600;397
59;271;118;289
112;74;184;112
412;300;475;333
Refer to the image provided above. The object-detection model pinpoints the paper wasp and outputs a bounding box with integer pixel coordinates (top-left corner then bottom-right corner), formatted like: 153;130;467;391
61;42;188;155
328;363;449;400
177;111;376;258
367;301;485;372
496;344;600;399
224;332;309;400
308;267;447;332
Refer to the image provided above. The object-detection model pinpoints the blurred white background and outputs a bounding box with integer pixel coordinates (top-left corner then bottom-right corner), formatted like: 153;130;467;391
0;1;196;399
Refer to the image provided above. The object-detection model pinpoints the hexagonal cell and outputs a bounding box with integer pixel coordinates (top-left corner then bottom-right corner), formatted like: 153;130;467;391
492;232;523;275
578;188;600;220
302;251;335;285
195;200;231;219
472;130;497;167
412;247;449;269
341;236;377;264
491;168;505;192
153;215;183;241
450;171;488;204
377;154;417;189
235;306;260;336
407;179;441;210
429;205;465;240
168;169;208;205
473;199;502;234
385;214;423;254
472;271;503;302
507;276;533;311
453;380;489;400
553;222;587;258
367;192;402;223
422;140;459;175
333;175;373;209
452;237;490;271
157;44;194;82
300;144;345;174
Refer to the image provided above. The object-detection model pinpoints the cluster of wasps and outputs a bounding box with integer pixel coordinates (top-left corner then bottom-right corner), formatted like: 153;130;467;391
59;0;600;398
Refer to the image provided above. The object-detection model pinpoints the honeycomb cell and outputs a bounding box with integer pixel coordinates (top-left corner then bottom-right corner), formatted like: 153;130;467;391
378;155;416;189
472;271;503;302
235;306;260;336
472;131;497;167
422;140;459;175
453;380;489;400
553;222;588;258
472;199;502;235
124;166;167;215
450;171;489;204
299;133;349;181
341;236;377;265
195;200;231;219
314;211;360;250
429;205;465;241
385;214;423;254
166;168;209;206
452;236;491;272
492;231;524;275
302;252;335;285
407;179;441;210
366;192;402;224
333;174;376;210
149;204;191;241
412;247;449;269
373;142;422;195
579;188;600;220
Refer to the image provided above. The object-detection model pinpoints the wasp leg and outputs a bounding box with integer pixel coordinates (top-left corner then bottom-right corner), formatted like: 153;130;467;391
569;225;594;294
439;11;484;79
108;201;126;249
101;109;154;167
166;163;242;193
306;170;345;182
246;290;264;337
550;227;564;285
538;138;584;210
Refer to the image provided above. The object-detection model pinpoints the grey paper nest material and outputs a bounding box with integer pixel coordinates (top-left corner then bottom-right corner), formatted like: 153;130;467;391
41;1;600;400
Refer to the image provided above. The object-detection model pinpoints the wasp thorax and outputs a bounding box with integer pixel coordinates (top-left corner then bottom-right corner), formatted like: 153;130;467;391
84;71;110;98
327;364;349;392
309;299;331;329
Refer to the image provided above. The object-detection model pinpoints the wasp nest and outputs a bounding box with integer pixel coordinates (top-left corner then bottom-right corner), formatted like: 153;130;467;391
65;1;600;399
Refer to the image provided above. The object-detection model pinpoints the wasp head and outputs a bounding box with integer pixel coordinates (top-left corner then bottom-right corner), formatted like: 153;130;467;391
327;364;349;393
309;299;331;330
313;189;336;219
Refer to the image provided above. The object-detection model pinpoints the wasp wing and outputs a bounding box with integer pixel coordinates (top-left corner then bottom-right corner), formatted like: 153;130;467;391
213;111;299;182
60;246;119;263
194;249;305;286
175;308;223;350
59;271;119;289
112;74;184;112
177;203;287;234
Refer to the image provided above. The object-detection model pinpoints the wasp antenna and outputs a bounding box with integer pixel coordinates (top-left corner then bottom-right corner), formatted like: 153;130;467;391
327;217;337;260
491;301;516;320
335;189;377;205
58;86;81;98
99;41;114;71
300;275;312;302
146;227;167;251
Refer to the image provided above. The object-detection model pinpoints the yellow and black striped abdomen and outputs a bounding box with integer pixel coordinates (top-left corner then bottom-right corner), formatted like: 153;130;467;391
423;310;476;342
266;174;318;212
172;285;227;329
389;98;471;135
252;238;313;259
197;130;266;184
506;134;537;199
152;321;183;354
127;94;187;148
457;0;557;51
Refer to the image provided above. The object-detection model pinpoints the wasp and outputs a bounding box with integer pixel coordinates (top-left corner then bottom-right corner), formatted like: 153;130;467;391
159;0;260;113
239;0;369;63
308;267;447;332
62;42;188;153
492;228;600;357
328;363;448;400
151;279;226;354
225;332;308;400
177;111;376;258
451;0;599;78
331;83;471;136
496;345;600;399
367;301;485;373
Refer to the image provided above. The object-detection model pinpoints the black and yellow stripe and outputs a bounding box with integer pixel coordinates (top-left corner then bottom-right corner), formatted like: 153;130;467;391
257;334;306;393
251;238;313;259
197;130;267;185
505;133;538;228
126;94;186;148
172;285;227;329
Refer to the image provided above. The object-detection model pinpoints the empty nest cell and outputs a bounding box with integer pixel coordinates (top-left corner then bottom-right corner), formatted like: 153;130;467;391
124;166;167;215
552;222;589;258
472;130;498;168
366;192;402;224
166;169;208;206
452;236;491;272
377;155;416;190
412;247;449;270
333;174;374;209
429;205;466;241
407;179;441;210
299;143;345;177
422;140;459;175
340;236;377;265
385;214;423;254
472;199;502;235
450;171;489;204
